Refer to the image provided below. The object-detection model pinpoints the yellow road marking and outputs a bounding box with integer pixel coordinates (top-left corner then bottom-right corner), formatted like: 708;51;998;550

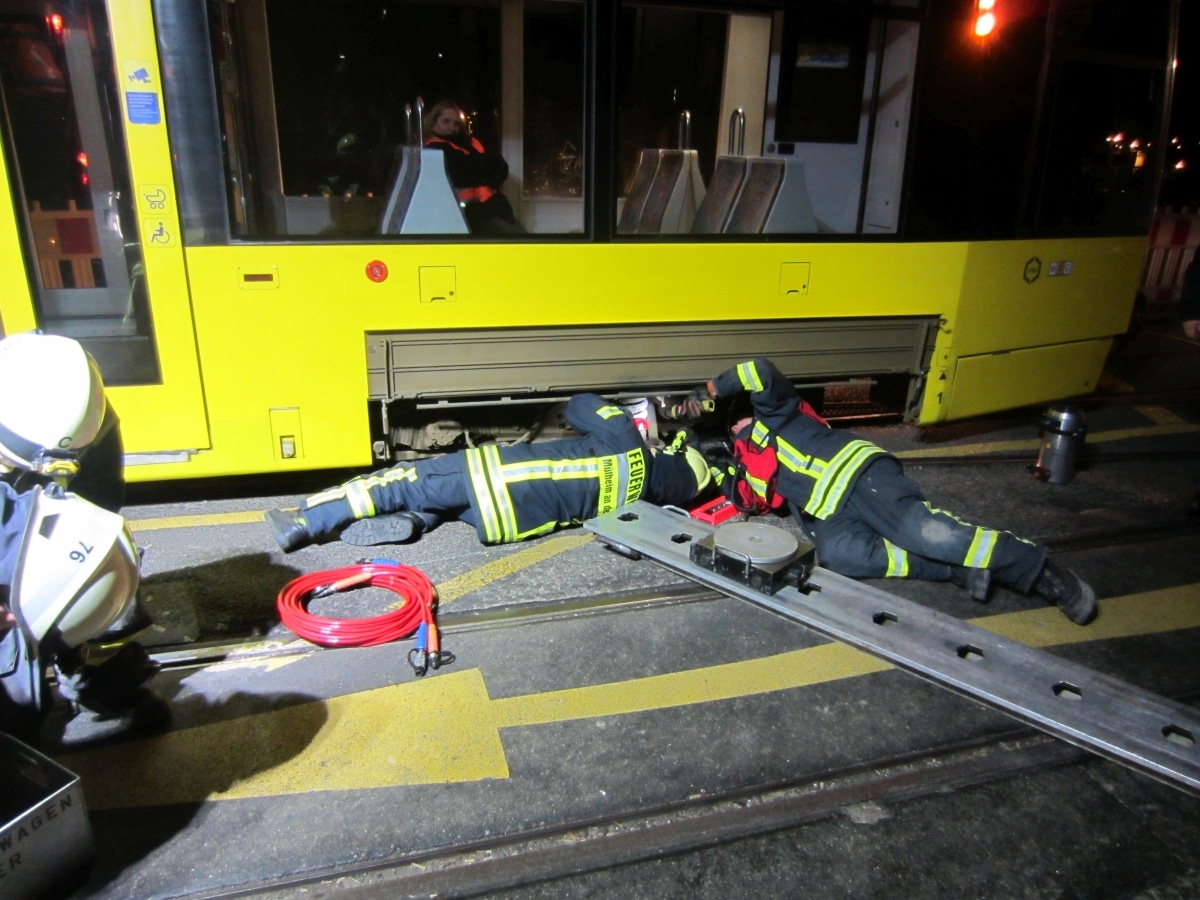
61;670;507;809
128;510;265;531
428;534;594;606
1136;406;1193;427
128;512;590;606
59;584;1200;808
895;418;1198;459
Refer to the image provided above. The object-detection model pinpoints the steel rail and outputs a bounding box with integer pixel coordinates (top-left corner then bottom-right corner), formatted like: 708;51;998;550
193;729;1095;900
145;515;1197;670
585;502;1200;795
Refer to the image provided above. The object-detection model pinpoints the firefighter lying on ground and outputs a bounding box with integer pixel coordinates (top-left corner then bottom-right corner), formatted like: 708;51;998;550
266;393;712;552
0;332;162;739
669;357;1097;626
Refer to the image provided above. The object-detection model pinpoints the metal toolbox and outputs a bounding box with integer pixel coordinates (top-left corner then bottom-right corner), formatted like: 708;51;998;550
0;732;96;899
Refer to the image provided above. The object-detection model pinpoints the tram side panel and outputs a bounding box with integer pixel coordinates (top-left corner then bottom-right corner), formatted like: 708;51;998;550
164;240;964;480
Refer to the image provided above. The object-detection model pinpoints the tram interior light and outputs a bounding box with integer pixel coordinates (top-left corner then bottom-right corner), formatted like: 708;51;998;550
47;13;63;35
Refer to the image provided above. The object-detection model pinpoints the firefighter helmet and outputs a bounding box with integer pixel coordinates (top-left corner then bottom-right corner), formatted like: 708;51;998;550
8;486;140;648
0;333;106;477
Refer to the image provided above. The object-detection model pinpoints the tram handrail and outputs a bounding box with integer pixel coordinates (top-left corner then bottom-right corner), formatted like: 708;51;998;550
728;108;746;157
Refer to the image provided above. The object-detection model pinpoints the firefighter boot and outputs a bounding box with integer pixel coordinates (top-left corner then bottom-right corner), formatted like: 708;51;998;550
339;511;437;547
265;508;315;552
950;566;993;603
1033;559;1097;625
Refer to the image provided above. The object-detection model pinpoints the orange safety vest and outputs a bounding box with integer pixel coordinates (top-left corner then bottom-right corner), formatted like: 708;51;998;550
425;135;500;204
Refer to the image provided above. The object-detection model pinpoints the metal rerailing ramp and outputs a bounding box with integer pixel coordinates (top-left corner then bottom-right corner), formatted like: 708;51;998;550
585;501;1200;795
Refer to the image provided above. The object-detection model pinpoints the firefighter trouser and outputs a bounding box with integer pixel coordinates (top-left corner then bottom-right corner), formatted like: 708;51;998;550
299;455;477;537
794;458;1047;593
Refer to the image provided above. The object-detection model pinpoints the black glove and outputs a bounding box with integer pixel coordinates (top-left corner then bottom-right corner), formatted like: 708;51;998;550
667;384;715;421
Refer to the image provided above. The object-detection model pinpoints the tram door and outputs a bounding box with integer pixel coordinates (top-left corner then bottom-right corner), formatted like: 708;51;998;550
0;0;208;459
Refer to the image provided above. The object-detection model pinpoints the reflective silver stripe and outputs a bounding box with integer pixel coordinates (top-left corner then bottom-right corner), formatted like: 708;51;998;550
884;539;909;577
486;444;520;540
775;436;814;474
750;420;771;447
344;480;377;519
465;448;504;542
744;471;770;499
966;527;998;568
304;485;349;508
737;361;763;393
809;441;883;519
502;459;599;480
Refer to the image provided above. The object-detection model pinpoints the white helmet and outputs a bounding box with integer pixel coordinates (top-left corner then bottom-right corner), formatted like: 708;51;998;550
0;332;106;477
9;486;140;648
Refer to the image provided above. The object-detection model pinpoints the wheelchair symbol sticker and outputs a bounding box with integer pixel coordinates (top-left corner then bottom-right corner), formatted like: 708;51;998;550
142;218;175;247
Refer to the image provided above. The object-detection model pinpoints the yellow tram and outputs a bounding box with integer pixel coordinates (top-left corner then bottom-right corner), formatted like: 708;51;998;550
0;0;1177;482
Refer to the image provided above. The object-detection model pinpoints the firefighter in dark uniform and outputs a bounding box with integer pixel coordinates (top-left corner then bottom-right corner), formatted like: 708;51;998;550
674;357;1097;625
424;99;526;236
266;393;711;552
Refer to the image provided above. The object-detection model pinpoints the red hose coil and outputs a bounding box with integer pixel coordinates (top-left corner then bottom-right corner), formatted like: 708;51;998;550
276;563;437;647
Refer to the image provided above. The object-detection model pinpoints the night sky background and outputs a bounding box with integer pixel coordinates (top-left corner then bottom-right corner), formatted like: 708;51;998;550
1160;1;1199;210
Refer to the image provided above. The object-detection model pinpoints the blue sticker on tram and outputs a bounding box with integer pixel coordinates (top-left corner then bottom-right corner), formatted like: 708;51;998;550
126;91;161;125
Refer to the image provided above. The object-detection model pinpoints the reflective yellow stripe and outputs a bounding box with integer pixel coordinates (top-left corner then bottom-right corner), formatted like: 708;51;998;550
750;420;771;447
502;459;599;482
487;445;520;540
737;361;764;393
884;540;909;578
597;455;620;513
304;486;348;508
624;447;646;505
965;527;998;568
597;405;624;419
809;441;883;519
343;480;376;519
744;471;770;499
466;448;504;543
775;436;813;474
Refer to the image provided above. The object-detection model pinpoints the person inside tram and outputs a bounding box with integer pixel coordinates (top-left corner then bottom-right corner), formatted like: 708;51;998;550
423;99;527;236
265;392;712;552
0;332;162;738
668;357;1098;626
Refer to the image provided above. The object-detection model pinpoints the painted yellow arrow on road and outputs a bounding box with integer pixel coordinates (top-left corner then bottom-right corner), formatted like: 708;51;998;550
58;584;1200;809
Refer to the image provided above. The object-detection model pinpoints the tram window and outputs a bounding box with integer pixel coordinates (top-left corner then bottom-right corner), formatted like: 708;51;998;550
611;2;921;238
904;0;1169;240
0;0;160;385
615;5;726;192
773;7;871;145
1031;61;1162;235
524;2;584;207
205;0;586;239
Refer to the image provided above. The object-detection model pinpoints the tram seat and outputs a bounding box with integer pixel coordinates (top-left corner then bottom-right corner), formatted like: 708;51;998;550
691;157;816;235
378;146;469;235
690;156;746;234
617;149;706;234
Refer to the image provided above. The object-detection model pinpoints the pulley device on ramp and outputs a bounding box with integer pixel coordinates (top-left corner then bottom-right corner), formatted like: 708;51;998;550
585;501;1200;795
